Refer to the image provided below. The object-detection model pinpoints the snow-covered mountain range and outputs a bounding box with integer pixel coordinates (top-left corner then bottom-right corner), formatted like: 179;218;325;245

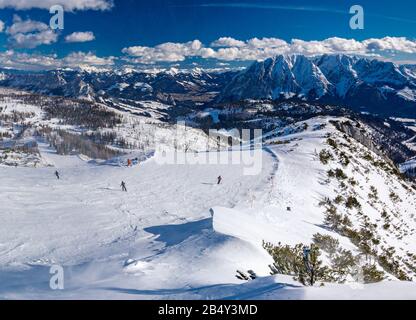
219;55;416;116
1;54;416;117
0;67;235;107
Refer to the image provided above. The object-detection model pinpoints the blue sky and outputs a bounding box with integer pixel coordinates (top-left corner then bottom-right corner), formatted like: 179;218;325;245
0;0;416;70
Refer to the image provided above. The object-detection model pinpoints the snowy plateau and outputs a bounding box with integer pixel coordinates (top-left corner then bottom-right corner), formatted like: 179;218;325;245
1;55;416;300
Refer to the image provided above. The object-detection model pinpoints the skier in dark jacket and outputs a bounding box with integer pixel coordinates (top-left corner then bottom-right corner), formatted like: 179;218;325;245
121;181;127;192
303;246;311;272
217;175;223;185
55;171;60;180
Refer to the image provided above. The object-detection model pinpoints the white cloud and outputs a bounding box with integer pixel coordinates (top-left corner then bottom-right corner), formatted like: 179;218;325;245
65;31;95;43
6;16;58;48
363;37;416;54
63;51;114;67
204;36;370;60
289;38;367;56
0;20;5;32
211;37;246;48
0;51;60;71
0;0;113;11
11;29;58;48
247;37;288;49
7;15;48;35
3;35;416;71
123;36;416;64
0;51;114;71
122;40;205;64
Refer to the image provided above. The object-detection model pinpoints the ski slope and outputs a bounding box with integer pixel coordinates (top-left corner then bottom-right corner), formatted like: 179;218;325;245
0;141;277;299
1;117;416;299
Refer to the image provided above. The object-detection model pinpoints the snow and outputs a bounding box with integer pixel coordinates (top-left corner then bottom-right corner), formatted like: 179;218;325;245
220;275;416;300
197;109;220;124
165;68;179;76
1;116;416;299
133;82;153;93
397;87;416;101
108;83;130;91
0;142;277;299
400;159;416;173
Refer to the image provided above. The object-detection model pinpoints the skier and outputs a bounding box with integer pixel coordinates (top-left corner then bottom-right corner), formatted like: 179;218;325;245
217;175;223;185
303;246;311;272
121;181;127;192
55;170;60;180
127;159;132;167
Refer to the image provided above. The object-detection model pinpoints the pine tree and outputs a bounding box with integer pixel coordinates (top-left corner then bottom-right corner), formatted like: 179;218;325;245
263;242;329;286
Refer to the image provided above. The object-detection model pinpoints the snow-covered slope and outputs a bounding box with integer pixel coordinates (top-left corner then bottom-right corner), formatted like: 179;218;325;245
1;114;416;299
0;90;228;169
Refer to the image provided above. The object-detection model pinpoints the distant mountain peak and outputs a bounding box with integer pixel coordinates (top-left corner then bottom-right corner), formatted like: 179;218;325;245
218;54;416;116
